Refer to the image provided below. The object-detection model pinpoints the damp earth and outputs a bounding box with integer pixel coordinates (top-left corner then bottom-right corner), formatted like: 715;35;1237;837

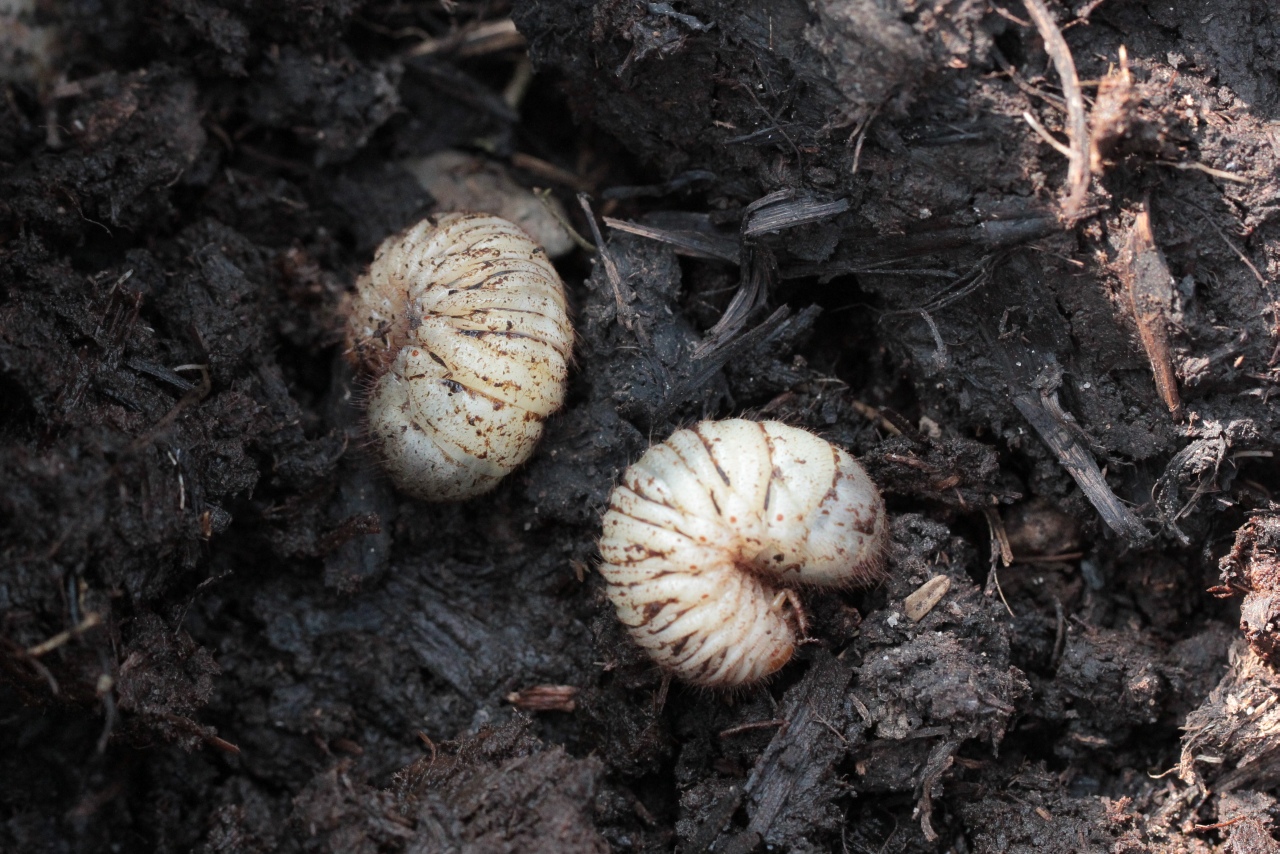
3;1;1280;851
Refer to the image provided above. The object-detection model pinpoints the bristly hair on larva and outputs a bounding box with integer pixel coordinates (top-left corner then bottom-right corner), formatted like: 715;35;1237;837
597;418;889;689
342;212;573;501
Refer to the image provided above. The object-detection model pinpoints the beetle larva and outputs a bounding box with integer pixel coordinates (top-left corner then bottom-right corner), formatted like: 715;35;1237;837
598;419;888;687
343;212;572;500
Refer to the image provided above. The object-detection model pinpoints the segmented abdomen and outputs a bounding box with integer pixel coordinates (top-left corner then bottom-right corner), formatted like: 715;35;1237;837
344;213;572;500
598;419;887;687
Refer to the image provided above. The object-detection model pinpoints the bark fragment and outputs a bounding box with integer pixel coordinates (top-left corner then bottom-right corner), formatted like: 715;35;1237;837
1119;205;1184;421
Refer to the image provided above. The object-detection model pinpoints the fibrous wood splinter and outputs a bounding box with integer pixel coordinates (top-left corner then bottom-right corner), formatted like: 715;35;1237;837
344;213;572;500
598;419;888;688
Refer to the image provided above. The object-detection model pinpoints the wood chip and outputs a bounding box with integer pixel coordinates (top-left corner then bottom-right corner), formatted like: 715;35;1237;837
1120;204;1183;420
505;684;579;712
904;575;952;622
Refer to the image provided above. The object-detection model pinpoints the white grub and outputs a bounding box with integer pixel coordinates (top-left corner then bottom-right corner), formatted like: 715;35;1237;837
1;0;59;84
598;419;889;688
344;212;572;500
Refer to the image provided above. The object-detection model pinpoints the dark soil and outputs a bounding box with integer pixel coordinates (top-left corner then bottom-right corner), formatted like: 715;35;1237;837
3;0;1280;851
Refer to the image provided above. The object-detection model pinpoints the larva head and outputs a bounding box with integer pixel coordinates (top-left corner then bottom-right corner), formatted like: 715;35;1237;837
596;418;888;688
343;213;573;500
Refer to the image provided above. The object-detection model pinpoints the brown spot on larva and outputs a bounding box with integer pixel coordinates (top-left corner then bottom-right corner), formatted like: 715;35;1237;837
642;600;669;622
820;449;845;502
849;508;881;537
761;425;778;469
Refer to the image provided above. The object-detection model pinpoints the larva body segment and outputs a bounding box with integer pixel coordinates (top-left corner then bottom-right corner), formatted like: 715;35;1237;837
344;213;572;500
599;419;888;688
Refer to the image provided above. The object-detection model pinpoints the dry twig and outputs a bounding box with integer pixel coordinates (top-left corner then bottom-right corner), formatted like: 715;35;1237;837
1021;0;1090;220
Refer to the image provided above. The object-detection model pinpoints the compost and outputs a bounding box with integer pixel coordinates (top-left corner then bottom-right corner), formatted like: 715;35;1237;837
3;1;1280;851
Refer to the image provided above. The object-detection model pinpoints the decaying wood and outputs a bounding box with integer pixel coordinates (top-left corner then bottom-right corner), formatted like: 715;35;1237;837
580;193;648;346
1215;514;1280;665
1120;205;1184;421
711;651;853;850
740;190;849;238
980;325;1152;544
915;739;959;841
654;305;799;421
1181;641;1280;794
603;216;739;263
1013;391;1151;544
693;189;849;357
505;685;579;712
